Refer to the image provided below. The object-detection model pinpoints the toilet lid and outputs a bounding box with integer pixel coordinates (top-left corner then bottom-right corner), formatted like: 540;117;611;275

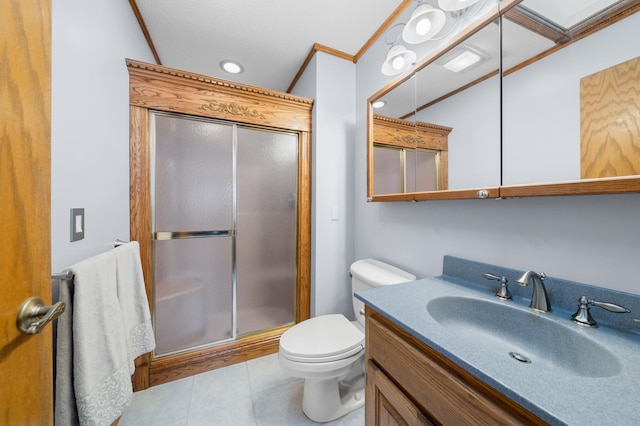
280;314;364;363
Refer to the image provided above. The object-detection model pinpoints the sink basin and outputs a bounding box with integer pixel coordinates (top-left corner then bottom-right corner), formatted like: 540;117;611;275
426;296;621;378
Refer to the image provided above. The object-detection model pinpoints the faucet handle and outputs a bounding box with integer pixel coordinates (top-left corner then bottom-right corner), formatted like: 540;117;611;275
482;273;511;300
571;295;630;327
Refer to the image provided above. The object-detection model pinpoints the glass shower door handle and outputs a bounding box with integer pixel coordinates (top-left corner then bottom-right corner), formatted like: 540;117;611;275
154;229;235;240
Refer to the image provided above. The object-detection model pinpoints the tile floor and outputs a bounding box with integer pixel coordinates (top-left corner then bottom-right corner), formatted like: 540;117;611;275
119;353;364;426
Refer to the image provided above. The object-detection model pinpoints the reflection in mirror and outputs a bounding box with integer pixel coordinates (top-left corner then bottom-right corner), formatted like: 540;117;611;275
412;18;501;190
502;0;640;186
372;114;451;193
369;6;502;199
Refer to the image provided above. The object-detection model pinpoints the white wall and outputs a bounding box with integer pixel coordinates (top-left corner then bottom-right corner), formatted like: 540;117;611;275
51;0;155;272
415;75;501;189
50;0;640;313
354;11;640;295
291;53;357;318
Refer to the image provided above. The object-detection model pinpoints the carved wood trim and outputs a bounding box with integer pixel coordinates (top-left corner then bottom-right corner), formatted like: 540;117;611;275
127;59;312;131
373;115;451;150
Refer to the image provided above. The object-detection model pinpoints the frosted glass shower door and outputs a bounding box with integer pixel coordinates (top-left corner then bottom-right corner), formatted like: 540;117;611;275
236;128;298;335
153;114;234;356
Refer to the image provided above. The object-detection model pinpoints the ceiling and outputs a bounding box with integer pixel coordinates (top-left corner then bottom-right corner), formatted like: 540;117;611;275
131;0;408;93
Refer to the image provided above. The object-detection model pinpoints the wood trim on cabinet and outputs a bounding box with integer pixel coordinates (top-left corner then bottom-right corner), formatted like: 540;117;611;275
366;308;547;425
368;187;499;202
499;176;640;198
366;360;433;425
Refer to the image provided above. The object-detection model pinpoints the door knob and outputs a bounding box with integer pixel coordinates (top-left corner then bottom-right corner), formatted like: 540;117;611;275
16;297;66;335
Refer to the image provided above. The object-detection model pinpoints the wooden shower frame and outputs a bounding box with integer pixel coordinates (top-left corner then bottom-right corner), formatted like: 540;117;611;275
127;59;312;389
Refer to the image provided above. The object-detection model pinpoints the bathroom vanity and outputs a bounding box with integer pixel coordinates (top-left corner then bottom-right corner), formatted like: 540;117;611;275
365;309;543;425
357;256;640;425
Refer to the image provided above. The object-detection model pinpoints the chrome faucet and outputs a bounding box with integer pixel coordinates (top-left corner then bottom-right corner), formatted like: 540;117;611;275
571;296;630;327
482;273;511;300
517;271;550;313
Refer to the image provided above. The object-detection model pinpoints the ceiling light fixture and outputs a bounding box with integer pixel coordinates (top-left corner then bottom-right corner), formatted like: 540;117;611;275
372;100;387;109
381;44;417;76
380;0;488;76
442;46;486;72
438;0;481;12
402;3;446;44
220;60;244;74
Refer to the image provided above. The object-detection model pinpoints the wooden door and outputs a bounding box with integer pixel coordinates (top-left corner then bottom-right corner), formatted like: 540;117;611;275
0;0;53;424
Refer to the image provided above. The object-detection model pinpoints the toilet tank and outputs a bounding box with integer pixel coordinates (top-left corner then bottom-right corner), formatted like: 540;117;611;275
350;259;416;328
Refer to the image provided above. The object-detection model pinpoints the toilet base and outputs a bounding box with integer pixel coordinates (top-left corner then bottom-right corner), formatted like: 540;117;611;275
302;375;365;423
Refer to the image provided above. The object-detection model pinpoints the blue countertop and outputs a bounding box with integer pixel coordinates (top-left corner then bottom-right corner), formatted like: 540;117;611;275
355;256;640;426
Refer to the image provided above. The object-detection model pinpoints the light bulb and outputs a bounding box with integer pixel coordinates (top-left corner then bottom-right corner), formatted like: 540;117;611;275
416;18;431;36
220;60;244;74
392;56;405;70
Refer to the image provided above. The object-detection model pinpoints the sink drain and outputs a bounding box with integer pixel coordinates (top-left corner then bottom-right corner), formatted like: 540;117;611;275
509;352;531;363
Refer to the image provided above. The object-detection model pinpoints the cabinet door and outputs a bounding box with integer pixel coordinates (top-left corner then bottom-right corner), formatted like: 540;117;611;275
366;361;433;426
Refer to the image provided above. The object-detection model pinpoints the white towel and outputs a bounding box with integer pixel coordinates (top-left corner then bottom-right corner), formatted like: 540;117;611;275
68;251;133;426
113;241;155;374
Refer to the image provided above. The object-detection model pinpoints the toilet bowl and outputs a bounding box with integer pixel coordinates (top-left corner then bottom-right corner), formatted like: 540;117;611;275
278;259;416;422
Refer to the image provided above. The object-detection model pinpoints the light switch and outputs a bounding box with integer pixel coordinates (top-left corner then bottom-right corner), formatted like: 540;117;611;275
70;208;85;242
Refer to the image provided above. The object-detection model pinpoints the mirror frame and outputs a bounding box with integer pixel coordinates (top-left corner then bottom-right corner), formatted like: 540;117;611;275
367;0;640;202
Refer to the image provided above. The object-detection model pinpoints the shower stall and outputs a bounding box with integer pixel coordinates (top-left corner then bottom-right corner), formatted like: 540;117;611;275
152;112;299;357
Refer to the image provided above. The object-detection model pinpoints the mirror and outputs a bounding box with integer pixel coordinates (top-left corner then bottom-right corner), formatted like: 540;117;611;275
368;0;640;201
368;2;502;201
502;0;640;191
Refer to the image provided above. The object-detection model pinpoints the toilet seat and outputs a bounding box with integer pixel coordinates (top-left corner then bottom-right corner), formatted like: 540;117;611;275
280;314;364;363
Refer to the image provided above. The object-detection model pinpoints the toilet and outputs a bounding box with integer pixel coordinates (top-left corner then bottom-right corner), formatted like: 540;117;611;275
278;259;416;422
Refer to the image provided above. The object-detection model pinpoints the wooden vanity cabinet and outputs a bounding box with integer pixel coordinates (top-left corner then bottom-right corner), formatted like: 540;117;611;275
365;308;547;426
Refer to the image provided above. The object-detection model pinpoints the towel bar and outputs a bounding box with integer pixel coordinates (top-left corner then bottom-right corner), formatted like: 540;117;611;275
52;239;130;281
52;270;74;281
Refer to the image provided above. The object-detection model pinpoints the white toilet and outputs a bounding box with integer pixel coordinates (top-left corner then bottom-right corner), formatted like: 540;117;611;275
278;259;416;422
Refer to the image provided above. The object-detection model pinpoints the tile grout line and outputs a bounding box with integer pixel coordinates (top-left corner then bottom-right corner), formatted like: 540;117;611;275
185;375;196;425
245;359;260;426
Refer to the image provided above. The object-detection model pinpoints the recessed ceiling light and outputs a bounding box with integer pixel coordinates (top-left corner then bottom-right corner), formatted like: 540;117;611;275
372;100;387;109
220;60;244;74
